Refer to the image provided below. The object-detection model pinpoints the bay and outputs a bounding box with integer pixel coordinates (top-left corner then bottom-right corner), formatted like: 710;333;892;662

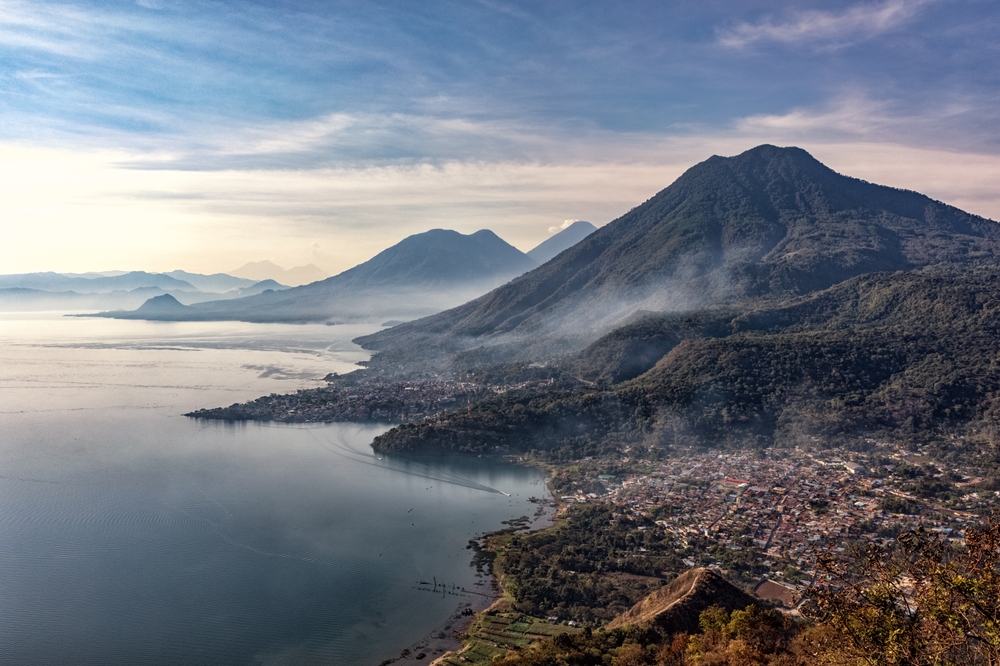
0;313;549;665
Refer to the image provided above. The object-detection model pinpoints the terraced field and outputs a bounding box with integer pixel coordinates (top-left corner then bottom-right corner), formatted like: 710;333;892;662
437;611;582;665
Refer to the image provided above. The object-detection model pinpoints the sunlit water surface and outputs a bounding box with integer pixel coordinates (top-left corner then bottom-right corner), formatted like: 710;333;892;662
0;314;548;665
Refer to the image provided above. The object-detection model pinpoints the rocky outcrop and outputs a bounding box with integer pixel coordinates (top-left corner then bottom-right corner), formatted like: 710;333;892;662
606;568;757;633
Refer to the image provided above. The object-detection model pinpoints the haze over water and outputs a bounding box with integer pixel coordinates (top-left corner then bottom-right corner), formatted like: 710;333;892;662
0;314;549;665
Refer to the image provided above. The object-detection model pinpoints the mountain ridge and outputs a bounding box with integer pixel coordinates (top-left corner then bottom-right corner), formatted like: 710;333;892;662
356;145;1000;370
0;271;198;294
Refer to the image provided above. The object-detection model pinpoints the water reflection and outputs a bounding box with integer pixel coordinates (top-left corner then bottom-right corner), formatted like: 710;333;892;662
0;316;550;666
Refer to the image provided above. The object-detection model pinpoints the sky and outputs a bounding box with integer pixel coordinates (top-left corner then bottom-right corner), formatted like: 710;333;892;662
2;0;999;276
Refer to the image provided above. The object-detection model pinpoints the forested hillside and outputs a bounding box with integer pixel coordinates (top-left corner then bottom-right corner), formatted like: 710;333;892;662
372;270;1000;464
358;145;1000;371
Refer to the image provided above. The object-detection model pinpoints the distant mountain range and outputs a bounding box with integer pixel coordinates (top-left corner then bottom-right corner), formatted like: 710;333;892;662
94;228;551;323
0;287;175;312
357;144;1000;368
0;270;287;312
7;223;599;320
0;271;198;294
164;270;259;293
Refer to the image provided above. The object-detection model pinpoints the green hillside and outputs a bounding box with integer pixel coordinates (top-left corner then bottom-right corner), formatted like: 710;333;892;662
372;270;1000;464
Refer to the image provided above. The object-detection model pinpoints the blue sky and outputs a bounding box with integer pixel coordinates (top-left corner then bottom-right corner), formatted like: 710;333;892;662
2;0;999;274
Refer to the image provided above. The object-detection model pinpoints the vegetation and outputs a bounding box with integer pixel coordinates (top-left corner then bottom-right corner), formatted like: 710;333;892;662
372;386;636;458
436;611;582;666
372;270;1000;480
466;520;1000;665
811;520;1000;665
878;495;920;515
490;505;684;624
489;604;801;666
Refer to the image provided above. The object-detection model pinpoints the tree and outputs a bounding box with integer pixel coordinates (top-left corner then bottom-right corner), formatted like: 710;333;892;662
812;519;1000;665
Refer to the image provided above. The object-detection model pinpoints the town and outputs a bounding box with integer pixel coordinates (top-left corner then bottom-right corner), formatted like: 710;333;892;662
551;445;992;602
188;374;995;606
185;375;548;423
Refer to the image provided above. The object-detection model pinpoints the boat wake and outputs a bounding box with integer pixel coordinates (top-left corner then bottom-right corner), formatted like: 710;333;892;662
302;427;508;496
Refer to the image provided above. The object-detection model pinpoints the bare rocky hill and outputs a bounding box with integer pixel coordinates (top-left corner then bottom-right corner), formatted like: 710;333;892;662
606;568;757;633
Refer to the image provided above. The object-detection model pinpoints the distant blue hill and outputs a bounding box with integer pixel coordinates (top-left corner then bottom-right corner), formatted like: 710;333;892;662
133;293;191;315
0;271;196;294
330;229;536;287
0;287;176;312
234;279;287;297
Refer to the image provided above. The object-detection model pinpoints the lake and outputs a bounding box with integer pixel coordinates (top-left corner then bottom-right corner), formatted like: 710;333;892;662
0;313;550;665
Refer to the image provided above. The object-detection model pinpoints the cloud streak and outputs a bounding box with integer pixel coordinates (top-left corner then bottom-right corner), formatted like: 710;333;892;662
718;0;931;48
2;2;999;277
549;220;584;234
6;96;1000;277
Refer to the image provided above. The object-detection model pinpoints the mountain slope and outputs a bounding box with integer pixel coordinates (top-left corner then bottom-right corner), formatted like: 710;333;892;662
526;221;597;264
99;229;537;323
371;268;1000;457
357;145;1000;368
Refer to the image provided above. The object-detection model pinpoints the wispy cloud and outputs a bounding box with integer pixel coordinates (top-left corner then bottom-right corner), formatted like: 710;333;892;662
2;1;999;275
114;109;671;172
0;141;686;274
7;88;1000;275
732;93;990;154
718;0;931;48
548;219;584;234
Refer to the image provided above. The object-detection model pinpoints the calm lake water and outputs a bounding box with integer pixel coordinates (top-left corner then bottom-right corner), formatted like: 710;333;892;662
0;313;549;665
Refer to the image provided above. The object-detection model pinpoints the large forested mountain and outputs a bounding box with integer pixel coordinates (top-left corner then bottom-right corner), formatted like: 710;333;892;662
358;145;1000;368
359;145;1000;459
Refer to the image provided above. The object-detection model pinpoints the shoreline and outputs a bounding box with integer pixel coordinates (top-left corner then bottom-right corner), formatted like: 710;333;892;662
384;580;499;666
377;480;558;666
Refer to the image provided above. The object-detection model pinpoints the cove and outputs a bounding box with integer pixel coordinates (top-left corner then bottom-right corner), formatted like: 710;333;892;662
0;314;549;665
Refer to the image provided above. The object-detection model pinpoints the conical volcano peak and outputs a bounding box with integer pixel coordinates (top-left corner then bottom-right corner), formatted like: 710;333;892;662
729;143;818;161
359;147;1000;368
673;144;842;201
714;144;826;169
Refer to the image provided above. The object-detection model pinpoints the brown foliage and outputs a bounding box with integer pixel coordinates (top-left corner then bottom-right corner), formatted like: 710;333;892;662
811;520;1000;665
